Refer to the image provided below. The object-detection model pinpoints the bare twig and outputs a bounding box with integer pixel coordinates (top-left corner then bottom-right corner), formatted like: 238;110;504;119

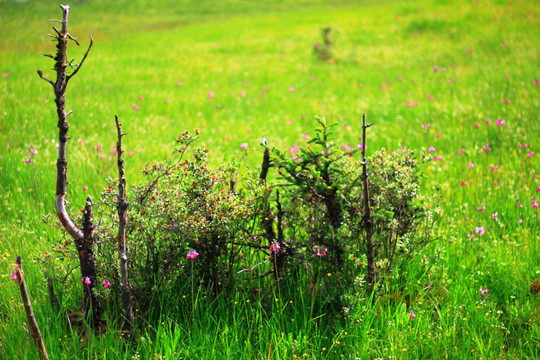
67;35;93;82
361;113;376;294
14;256;49;360
115;115;134;334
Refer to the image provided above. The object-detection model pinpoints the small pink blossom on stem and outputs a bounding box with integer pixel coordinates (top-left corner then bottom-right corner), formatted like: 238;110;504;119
495;119;505;126
527;151;534;159
10;273;18;280
492;212;499;221
409;311;416;319
94;142;102;151
468;162;474;169
82;277;91;285
23;158;31;164
83;186;88;191
269;242;281;253
428;146;436;153
288;87;295;92
187;249;199;259
208;91;215;99
240;143;248;149
102;279;111;288
28;148;37;155
478;288;489;294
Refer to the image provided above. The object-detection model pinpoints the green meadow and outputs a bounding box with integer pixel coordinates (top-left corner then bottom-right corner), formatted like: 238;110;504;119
0;0;539;358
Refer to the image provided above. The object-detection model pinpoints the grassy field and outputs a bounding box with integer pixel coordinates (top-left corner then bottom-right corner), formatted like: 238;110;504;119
1;0;539;358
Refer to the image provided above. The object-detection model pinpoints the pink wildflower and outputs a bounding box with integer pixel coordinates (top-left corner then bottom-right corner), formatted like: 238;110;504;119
94;142;102;151
409;311;417;319
535;78;539;86
475;226;485;236
240;143;248;149
468;162;474;169
492;212;498;221
421;124;430;130
28;148;37;154
269;242;281;253
428;146;436;153
495;119;505;126
102;279;111;288
478;288;489;295
239;92;246;98
208;91;215;99
10;273;18;280
187;249;199;259
527;152;534;159
83;186;88;191
177;81;183;86
24;158;31;164
82;277;91;285
288;87;295;92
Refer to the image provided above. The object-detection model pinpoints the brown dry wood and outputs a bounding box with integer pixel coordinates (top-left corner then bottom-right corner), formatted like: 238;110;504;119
259;147;273;181
15;256;49;360
37;4;101;330
115;115;134;334
361;113;377;293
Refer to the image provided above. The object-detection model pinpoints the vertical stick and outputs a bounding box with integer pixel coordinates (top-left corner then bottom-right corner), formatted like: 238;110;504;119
115;116;134;334
361;113;377;293
14;256;49;360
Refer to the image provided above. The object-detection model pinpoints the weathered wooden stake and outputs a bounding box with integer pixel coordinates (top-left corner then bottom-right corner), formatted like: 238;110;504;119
14;256;49;360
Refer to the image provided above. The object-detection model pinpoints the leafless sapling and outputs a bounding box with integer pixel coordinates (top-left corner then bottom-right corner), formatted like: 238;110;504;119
37;4;101;329
361;113;377;294
115;115;134;334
